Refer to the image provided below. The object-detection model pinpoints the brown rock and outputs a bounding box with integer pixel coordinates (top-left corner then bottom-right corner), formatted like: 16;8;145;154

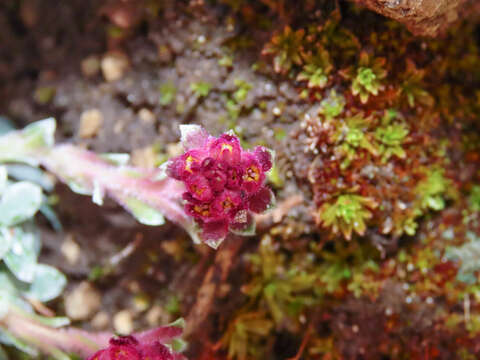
100;0;142;29
353;0;479;36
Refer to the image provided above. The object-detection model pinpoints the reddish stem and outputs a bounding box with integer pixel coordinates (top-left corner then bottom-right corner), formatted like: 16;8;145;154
2;309;110;358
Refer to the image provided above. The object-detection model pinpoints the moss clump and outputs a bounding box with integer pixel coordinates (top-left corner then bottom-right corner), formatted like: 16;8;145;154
415;167;451;212
297;47;333;89
347;52;387;104
262;26;304;74
190;81;212;97
317;194;377;240
375;122;409;162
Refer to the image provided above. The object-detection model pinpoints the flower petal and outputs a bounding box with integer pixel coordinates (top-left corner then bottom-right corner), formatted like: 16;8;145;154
226;166;242;190
248;187;274;213
213;190;243;219
167;150;205;180
109;336;138;347
202;160;227;192
87;349;110;360
185;174;213;201
254;146;273;171
240;153;265;194
201;220;229;248
209;133;241;164
136;324;184;344
229;210;256;236
140;342;174;360
179;124;209;150
108;345;142;360
166;158;186;181
185;202;215;221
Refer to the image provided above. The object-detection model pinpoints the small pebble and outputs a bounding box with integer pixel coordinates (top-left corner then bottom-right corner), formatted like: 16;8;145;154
157;45;173;63
114;120;125;134
133;293;151;313
91;311;110;330
113;310;134;335
33;86;55;105
60;234;80;265
166;143;183;157
79;109;103;138
146;305;170;326
138;108;155;124
64;282;101;320
81;55;101;77
131;146;157;168
101;52;129;82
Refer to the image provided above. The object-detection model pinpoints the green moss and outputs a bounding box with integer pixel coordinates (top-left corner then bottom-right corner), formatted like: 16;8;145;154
190;81;212;97
165;295;180;314
273;128;286;140
349;52;387;104
243;236;317;327
33;87;56;105
375;122;409;162
267;163;284;188
468;186;480;212
158;81;177;106
318;194;377;240
262;26;304;74
220;312;273;360
233;79;253;103
219;53;234;67
318;89;345;119
416;168;450;212
297;47;332;89
334;114;378;168
400;59;434;108
225;97;240;120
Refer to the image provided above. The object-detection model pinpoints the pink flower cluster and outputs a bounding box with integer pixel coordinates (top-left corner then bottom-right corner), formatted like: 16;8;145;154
87;325;186;360
167;126;274;246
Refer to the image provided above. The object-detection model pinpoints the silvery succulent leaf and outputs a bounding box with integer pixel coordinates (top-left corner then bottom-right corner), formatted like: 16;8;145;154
0;329;38;357
0;291;9;320
0;182;43;227
5;164;55;192
0;227;12;261
3;227;41;283
0;167;6;195
121;196;165;226
22;264;67;302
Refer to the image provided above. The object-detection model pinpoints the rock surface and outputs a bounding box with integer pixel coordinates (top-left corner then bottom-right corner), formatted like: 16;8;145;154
353;0;479;36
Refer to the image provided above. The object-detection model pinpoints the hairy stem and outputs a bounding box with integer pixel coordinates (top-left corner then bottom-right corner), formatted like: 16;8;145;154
2;309;110;358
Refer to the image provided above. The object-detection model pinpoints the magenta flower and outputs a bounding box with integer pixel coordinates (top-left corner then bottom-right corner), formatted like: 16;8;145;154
167;125;274;248
87;322;187;360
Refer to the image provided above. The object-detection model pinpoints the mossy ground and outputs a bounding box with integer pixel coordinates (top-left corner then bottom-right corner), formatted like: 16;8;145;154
1;0;480;359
